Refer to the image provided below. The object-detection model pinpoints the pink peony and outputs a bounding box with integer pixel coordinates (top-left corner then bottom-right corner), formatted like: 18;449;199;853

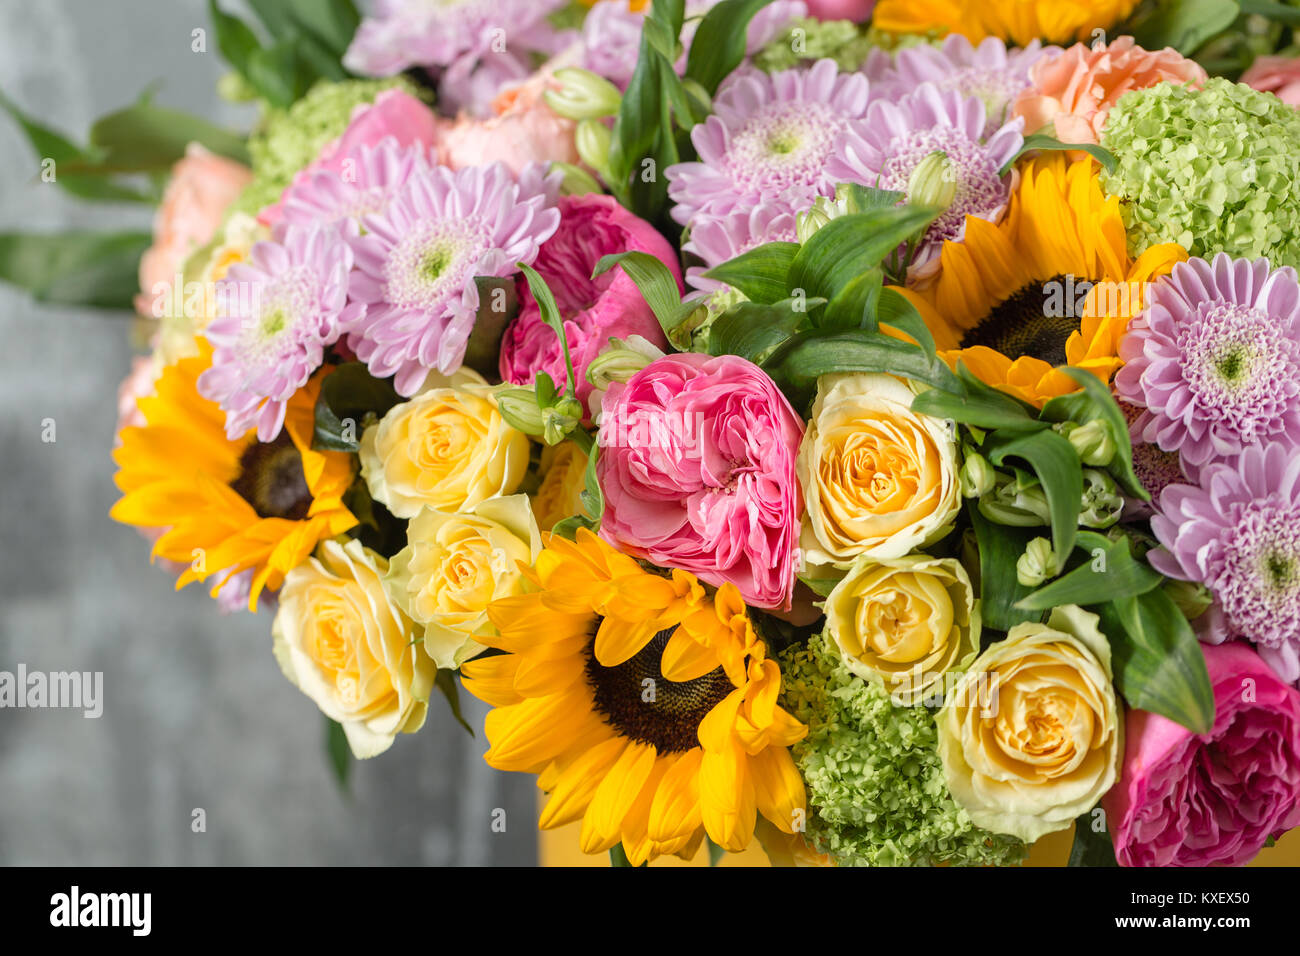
136;144;251;317
499;194;679;407
438;70;581;174
1241;55;1300;108
1104;642;1300;867
597;353;804;609
1013;37;1206;146
803;0;875;20
259;89;442;227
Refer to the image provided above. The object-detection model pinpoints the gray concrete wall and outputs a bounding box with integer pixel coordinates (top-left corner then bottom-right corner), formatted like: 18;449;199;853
0;0;536;865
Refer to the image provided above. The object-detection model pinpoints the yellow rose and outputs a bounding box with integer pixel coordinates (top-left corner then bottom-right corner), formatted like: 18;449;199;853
385;495;542;669
937;604;1123;842
530;440;594;531
824;554;979;706
272;538;435;758
360;368;530;518
797;373;959;568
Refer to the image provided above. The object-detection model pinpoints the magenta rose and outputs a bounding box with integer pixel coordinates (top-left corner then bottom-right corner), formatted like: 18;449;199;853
597;353;803;609
1103;641;1300;867
499;194;679;407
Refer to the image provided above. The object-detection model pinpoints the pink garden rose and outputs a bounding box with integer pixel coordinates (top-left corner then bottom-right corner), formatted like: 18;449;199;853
438;70;581;175
136;143;251;317
1241;55;1300;108
1104;641;1300;867
1013;37;1206;146
597;353;804;609
499;194;678;407
804;0;875;21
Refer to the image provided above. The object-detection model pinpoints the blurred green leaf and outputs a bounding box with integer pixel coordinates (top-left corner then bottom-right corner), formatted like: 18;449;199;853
325;717;351;792
701;241;800;304
1130;0;1241;54
0;230;152;309
312;361;401;452
435;669;475;736
685;0;775;94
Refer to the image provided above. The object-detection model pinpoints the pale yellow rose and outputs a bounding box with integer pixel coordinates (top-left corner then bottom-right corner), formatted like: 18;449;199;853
937;604;1123;842
385;495;542;669
797;373;959;568
272;538;435;758
530;440;594;531
360;368;530;518
824;554;979;706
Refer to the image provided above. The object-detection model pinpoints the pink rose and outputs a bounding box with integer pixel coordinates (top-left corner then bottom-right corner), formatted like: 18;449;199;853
135;143;251;317
438;70;580;174
1242;55;1300;108
499;194;678;408
1104;642;1300;867
597;353;804;609
804;0;875;21
1013;37;1206;146
259;89;443;227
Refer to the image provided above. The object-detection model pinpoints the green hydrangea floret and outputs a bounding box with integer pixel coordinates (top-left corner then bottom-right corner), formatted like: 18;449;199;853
230;76;424;218
753;18;874;73
1100;77;1300;269
779;633;1026;867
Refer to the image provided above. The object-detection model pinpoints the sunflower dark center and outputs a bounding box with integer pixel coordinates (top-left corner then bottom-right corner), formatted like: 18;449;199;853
960;274;1080;367
584;617;734;754
229;431;312;521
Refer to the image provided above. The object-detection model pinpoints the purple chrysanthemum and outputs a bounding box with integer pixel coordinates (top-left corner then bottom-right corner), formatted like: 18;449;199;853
1116;253;1300;470
199;225;358;442
825;83;1023;279
881;36;1055;135
1117;399;1191;518
1150;442;1300;682
280;137;429;228
344;161;561;395
683;204;798;293
666;58;872;224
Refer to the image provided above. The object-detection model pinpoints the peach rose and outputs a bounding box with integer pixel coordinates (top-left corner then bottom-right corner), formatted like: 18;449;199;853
438;70;581;175
1242;55;1300;108
1013;37;1206;146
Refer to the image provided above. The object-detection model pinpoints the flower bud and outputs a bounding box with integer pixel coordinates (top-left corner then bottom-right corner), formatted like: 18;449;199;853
959;451;995;498
1016;537;1058;588
1080;468;1123;529
551;161;604;197
979;471;1051;526
544;68;624;120
907;151;957;212
495;387;546;437
1062;419;1117;466
1162;578;1214;621
575;119;614;182
586;339;657;393
543;396;584;446
796;194;849;243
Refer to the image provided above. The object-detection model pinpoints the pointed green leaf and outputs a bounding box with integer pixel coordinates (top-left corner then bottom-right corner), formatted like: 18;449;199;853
325;717;351;792
701;241;799;304
435;669;475;736
985;428;1083;560
684;0;776;94
518;262;576;396
968;504;1044;631
1000;133;1117;175
788;205;939;301
0;230;152;309
1016;531;1164;611
592;251;684;331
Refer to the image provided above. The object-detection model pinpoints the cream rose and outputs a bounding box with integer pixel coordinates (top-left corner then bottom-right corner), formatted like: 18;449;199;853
797;373;959;568
937;605;1123;842
530;440;593;531
360;368;530;518
824;554;979;706
385;495;542;669
272;538;435;758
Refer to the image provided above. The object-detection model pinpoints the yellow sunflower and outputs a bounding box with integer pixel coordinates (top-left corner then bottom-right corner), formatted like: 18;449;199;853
899;154;1186;406
461;529;807;866
872;0;1139;46
111;344;357;610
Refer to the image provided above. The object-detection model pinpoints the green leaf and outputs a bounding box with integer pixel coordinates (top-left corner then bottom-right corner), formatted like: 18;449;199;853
838;184;905;209
968;503;1043;631
875;287;936;360
592;251;684;332
1130;0;1241;54
267;0;361;55
1041;366;1147;500
312;362;401;452
1016;531;1164;611
81;101;250;171
684;0;775;95
0;230;152;309
518;263;577;396
763;329;957;409
1067;814;1118;867
1093;588;1215;734
708;299;809;363
912;385;1045;432
985;428;1082;560
325;717;351;793
1000;133;1117;175
209;0;264;76
788;205;940;301
1238;0;1300;23
701;241;800;304
706;836;726;867
435;669;475;736
820;267;882;332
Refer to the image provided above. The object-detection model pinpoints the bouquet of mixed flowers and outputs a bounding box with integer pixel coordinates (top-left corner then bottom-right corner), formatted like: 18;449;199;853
8;0;1300;868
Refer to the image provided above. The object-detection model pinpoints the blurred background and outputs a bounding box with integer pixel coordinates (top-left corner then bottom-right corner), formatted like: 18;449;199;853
0;0;536;866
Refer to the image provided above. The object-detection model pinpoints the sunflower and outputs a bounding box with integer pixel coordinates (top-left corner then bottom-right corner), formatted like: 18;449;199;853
111;343;357;610
461;529;807;866
900;153;1186;406
872;0;1139;47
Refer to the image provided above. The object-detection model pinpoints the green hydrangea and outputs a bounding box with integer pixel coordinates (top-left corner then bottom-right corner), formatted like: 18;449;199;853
779;633;1026;867
753;18;874;72
230;76;424;218
1100;77;1300;269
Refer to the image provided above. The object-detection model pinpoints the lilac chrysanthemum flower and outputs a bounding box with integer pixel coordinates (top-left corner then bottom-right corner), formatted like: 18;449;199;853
1117;399;1191;519
1116;253;1300;470
280;137;430;228
683;204;798;293
344;161;561;395
1150;442;1300;682
666;59;872;224
826;83;1024;279
199;225;358;442
882;36;1055;135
